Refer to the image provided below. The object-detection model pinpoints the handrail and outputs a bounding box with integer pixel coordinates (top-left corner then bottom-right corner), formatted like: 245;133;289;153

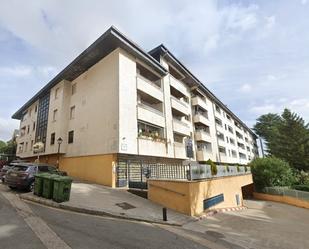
136;74;162;90
138;102;164;116
170;95;189;108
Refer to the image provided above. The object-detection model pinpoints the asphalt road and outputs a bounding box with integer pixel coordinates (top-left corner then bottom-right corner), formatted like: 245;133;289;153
0;184;208;249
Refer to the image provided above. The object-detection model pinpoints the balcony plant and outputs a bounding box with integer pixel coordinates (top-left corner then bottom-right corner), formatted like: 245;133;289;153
206;159;217;176
237;165;240;173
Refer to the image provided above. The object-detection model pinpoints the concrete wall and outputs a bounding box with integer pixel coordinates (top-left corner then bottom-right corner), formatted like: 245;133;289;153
148;174;253;216
59;154;117;187
253;192;309;209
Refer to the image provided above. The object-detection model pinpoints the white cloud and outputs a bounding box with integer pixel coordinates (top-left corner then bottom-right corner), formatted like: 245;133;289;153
0;117;19;141
250;104;278;115
0;66;32;77
239;83;252;93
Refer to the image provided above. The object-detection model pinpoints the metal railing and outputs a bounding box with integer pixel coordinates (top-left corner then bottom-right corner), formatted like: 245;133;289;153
262;187;309;201
147;163;251;181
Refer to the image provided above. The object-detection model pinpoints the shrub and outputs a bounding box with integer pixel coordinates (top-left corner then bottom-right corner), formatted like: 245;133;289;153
225;165;230;173
206;159;217;176
244;166;248;172
293;185;309;192
236;165;240;172
294;170;309;185
249;157;295;191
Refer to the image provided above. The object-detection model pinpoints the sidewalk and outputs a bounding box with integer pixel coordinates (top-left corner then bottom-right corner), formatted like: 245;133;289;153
20;182;196;226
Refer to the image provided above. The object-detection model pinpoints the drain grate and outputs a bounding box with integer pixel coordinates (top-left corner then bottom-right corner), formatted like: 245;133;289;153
115;202;136;210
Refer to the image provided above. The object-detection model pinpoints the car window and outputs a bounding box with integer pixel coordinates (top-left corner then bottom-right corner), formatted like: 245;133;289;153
13;165;29;172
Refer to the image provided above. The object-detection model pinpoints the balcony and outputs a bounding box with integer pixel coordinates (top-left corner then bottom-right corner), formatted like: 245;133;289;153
174;142;187;159
137;104;165;127
136;75;163;102
217;138;226;147
138;138;167;157
171;96;190;115
193;114;210;126
195;130;211;142
173;119;191;136
191;96;207;110
196;150;212;161
215;124;224;133
170;76;188;97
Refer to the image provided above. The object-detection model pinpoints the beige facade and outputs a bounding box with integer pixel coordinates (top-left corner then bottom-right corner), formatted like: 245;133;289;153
14;27;258;167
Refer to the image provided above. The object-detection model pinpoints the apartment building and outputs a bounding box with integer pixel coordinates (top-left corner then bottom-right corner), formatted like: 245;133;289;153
12;26;258;187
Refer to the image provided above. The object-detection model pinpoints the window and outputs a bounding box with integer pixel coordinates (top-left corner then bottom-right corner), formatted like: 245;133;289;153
215;105;221;114
219;146;226;155
29;108;32;117
50;133;55;145
27;125;30;134
215;117;222;127
228;126;233;134
53;109;58;121
70;106;75;119
55;88;59;99
230;138;235;145
25;142;28;152
33;122;36;131
68;130;74;144
138;121;164;140
35;105;38;113
231;150;237;158
226;114;231;121
72;83;77;95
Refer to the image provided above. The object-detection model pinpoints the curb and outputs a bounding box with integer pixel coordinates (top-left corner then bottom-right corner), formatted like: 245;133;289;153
199;206;248;219
19;194;184;227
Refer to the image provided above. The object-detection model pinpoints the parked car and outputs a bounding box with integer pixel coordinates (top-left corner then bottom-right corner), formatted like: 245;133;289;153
5;163;67;192
0;163;19;183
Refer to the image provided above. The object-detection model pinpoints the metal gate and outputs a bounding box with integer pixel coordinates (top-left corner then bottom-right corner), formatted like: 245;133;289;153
116;160;148;189
116;155;185;189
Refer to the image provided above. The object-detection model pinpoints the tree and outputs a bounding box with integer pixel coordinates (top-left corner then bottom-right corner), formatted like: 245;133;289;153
0;140;6;151
253;109;309;171
250;157;295;191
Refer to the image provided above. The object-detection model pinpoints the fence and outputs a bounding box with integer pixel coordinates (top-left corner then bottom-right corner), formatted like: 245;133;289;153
147;163;251;181
262;187;309;201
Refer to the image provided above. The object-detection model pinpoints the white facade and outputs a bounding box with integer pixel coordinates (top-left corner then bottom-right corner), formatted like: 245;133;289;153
14;27;258;165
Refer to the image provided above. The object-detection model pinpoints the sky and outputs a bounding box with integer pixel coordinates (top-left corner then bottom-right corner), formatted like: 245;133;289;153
0;0;309;141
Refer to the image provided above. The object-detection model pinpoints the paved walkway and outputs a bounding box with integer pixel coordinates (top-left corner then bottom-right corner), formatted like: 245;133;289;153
183;199;309;249
20;182;195;226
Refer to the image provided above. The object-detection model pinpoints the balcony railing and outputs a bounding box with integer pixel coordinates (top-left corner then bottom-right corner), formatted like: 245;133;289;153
146;163;251;181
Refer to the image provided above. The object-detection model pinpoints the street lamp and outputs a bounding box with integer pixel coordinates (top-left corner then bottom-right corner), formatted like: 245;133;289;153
57;137;63;169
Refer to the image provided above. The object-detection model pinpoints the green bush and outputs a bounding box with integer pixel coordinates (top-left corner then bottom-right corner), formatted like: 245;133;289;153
294;170;309;185
225;165;230;173
293;185;309;192
206;159;217;176
236;165;240;172
249;157;295;191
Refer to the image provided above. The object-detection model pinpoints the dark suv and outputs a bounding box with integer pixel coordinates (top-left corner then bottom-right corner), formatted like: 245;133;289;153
5;163;66;192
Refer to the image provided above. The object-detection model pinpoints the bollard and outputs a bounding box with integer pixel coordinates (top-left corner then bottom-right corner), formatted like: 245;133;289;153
163;207;167;221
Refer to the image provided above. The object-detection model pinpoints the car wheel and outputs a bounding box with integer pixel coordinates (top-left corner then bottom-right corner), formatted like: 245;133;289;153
29;181;35;192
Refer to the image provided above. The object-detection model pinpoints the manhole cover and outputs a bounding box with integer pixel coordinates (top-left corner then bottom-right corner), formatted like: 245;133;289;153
115;202;136;210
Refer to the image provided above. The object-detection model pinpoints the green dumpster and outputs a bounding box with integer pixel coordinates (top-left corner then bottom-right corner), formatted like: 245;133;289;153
52;176;73;203
34;173;49;196
42;174;60;199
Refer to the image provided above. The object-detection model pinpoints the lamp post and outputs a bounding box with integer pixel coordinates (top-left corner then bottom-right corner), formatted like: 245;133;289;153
57;137;63;169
